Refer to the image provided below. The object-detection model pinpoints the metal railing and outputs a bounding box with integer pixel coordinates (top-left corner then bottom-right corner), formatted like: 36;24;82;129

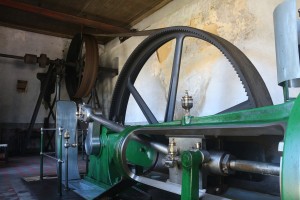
40;127;87;196
40;127;64;196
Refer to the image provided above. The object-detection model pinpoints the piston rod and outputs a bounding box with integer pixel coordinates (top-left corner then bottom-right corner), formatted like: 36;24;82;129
89;113;168;154
79;104;125;132
207;151;280;176
229;160;280;176
132;134;168;155
80;104;168;154
89;113;125;132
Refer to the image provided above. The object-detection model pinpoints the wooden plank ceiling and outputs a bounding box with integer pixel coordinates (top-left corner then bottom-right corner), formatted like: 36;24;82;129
0;0;171;44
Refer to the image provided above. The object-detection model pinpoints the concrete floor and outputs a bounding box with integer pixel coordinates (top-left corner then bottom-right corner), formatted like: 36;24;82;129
0;155;86;200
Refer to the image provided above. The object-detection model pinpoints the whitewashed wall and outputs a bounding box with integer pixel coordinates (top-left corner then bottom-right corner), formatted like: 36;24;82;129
0;26;70;124
100;0;300;124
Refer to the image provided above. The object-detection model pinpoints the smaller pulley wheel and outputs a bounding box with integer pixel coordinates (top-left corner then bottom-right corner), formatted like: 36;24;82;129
85;122;101;156
65;34;99;100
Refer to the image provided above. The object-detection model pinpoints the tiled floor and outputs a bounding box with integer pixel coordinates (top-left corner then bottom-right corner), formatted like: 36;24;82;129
0;155;86;200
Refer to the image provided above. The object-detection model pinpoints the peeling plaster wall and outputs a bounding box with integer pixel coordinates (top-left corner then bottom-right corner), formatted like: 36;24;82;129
100;0;298;124
0;26;70;125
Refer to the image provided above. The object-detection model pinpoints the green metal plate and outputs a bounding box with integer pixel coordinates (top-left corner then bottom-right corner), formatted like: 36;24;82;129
281;95;300;199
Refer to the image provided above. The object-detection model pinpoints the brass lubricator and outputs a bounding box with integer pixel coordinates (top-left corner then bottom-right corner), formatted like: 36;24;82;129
163;139;179;168
181;90;193;124
168;139;178;160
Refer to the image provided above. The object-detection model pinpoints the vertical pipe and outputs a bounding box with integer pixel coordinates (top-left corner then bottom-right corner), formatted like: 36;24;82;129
91;89;95;108
75;129;78;149
65;143;69;190
56;74;61;101
40;128;44;180
58;127;63;196
283;81;289;102
81;130;84;160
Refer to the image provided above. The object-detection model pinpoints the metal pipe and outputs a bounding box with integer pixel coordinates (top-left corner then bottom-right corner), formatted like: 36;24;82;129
229;160;280;176
283;81;289;102
81;130;84;160
42;153;61;161
132;134;168;155
149;141;168;155
0;53;23;60
75;129;78;149
81;105;124;132
58;128;63;196
65;141;69;190
89;113;124;132
55;74;61;101
40;129;44;180
43;152;56;155
41;128;58;131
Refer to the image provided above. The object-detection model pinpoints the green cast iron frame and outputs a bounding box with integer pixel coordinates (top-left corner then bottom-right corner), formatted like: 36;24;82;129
85;94;299;199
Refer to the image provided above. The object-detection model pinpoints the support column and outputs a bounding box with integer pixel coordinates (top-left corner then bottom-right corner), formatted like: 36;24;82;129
181;150;202;200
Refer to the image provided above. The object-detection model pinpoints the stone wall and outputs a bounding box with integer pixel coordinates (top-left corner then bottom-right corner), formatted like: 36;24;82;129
100;0;299;124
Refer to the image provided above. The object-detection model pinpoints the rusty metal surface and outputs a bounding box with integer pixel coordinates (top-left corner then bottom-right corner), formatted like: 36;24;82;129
74;34;99;98
65;34;99;100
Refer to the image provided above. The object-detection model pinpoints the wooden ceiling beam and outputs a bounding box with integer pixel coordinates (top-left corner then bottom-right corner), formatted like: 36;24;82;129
0;0;129;33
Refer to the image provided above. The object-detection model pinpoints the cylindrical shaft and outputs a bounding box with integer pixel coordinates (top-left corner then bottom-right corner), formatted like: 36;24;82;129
65;144;69;190
132;134;168;155
56;74;61;101
0;53;23;60
75;129;78;148
148;141;168;155
40;129;44;180
81;130;84;160
229;160;280;176
90;113;124;132
58;129;63;196
42;153;60;161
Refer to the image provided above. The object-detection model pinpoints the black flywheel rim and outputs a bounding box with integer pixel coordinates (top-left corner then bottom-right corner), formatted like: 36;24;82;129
109;26;273;124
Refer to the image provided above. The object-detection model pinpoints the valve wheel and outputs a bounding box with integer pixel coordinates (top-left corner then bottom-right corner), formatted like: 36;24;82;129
109;26;273;124
65;34;99;101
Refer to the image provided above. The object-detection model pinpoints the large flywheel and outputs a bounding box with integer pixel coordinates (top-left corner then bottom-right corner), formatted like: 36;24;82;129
109;26;273;124
65;34;99;101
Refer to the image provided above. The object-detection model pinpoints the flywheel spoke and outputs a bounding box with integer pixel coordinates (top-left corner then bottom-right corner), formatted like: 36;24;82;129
127;79;158;124
164;35;184;122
